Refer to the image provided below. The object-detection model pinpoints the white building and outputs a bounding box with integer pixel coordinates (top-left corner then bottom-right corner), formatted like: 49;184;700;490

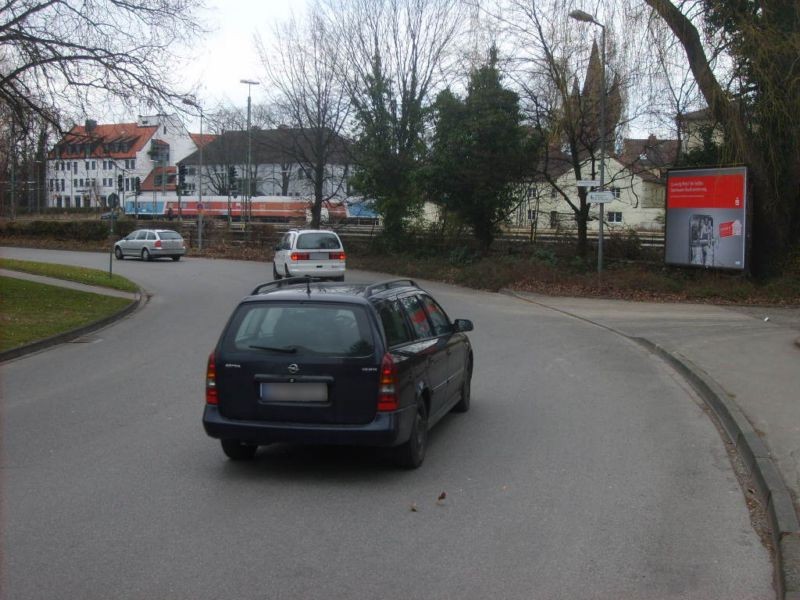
523;136;678;233
45;114;205;209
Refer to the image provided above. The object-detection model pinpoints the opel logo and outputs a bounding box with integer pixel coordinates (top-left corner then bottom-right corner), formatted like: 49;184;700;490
287;363;299;374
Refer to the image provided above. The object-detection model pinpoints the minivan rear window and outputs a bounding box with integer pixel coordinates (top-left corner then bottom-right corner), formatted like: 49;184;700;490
223;303;374;357
296;233;342;250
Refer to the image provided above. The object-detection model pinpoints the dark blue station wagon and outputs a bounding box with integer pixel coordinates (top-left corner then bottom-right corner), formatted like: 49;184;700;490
202;278;474;468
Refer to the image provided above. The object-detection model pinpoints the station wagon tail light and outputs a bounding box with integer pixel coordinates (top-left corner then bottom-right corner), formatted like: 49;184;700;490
290;252;310;261
154;239;162;248
330;252;346;260
205;352;218;405
377;353;398;411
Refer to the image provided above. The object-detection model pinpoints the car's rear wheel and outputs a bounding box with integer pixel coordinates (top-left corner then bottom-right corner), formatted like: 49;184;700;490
452;361;472;413
172;255;181;261
272;261;281;280
114;246;124;260
220;439;257;461
284;265;291;278
396;399;428;469
142;248;152;261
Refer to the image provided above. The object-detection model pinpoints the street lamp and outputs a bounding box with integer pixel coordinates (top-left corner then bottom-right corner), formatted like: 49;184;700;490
183;97;205;250
570;9;606;274
240;78;260;225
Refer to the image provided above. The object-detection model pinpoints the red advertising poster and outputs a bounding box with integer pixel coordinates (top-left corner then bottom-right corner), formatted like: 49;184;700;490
664;167;748;270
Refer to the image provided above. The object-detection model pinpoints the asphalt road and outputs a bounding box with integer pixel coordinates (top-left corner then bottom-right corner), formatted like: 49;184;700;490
1;248;774;599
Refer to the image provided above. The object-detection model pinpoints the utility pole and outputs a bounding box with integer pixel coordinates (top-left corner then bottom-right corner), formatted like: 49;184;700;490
240;79;260;228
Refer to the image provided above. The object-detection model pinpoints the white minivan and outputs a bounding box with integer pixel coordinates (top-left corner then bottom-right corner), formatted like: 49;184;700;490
272;229;346;281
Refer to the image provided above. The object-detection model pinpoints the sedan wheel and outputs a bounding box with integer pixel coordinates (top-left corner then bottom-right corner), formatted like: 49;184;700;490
395;400;428;469
114;246;124;260
221;439;257;461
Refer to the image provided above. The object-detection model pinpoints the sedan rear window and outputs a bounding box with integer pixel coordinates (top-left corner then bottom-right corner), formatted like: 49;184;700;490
295;233;342;250
223;303;374;357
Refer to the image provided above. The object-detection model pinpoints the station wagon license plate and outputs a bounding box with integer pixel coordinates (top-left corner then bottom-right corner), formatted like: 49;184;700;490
310;252;329;260
260;382;328;403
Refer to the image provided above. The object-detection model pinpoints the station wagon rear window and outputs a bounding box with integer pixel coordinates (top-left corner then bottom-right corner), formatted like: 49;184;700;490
159;231;182;240
223;303;374;357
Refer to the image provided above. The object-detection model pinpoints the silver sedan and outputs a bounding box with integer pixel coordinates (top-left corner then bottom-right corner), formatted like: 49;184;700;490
114;229;186;261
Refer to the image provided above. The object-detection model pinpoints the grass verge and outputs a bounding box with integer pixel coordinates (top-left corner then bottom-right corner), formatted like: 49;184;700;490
0;257;138;292
0;277;132;351
350;251;800;305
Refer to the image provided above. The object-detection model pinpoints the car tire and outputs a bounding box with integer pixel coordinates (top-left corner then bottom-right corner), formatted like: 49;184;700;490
220;439;257;461
172;255;181;261
395;399;428;469
334;275;345;282
452;362;472;413
114;247;124;260
272;261;282;280
142;248;152;261
284;265;291;278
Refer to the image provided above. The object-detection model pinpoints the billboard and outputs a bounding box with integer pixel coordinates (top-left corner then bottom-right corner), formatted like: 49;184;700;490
664;166;749;270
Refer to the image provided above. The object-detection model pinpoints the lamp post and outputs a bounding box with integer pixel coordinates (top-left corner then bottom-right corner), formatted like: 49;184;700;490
183;98;205;250
240;79;260;226
570;9;606;274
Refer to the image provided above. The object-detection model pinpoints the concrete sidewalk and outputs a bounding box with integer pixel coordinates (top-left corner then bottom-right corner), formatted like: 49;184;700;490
506;290;800;599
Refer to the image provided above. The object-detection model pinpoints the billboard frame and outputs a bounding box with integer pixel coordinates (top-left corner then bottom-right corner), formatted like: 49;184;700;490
663;165;751;273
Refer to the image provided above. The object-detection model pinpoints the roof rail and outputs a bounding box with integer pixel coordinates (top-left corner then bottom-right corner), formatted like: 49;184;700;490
251;276;325;295
364;279;418;298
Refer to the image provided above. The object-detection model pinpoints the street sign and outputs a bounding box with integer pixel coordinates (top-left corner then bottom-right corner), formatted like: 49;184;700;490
577;180;600;187
588;191;614;203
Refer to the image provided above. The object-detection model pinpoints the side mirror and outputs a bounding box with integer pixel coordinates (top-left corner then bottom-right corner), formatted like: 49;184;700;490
453;319;474;333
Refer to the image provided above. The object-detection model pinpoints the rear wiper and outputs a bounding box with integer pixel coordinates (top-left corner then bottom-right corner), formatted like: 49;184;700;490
249;345;298;354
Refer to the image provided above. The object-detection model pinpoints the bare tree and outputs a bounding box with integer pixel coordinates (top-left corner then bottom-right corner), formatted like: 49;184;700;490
486;0;631;258
642;0;800;275
0;0;206;132
318;0;466;239
257;10;352;228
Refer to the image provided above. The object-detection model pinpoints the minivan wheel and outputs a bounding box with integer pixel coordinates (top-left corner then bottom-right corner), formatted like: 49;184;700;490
114;246;124;260
396;400;428;469
142;248;152;261
272;262;281;280
220;439;257;461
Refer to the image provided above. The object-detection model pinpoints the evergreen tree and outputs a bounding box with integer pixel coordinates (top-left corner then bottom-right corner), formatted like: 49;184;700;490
425;47;539;249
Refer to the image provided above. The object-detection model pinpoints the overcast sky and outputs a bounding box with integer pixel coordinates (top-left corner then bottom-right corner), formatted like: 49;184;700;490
179;0;304;129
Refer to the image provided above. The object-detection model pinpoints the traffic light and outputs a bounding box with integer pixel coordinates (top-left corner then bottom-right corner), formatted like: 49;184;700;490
134;177;141;196
178;163;187;193
117;174;124;192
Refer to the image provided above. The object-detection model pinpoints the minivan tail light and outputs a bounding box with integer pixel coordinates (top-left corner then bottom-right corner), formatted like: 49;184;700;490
155;239;162;248
330;252;346;261
206;352;218;405
291;252;310;261
377;353;398;411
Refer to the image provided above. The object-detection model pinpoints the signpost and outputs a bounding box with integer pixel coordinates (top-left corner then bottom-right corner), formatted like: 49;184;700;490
588;191;614;204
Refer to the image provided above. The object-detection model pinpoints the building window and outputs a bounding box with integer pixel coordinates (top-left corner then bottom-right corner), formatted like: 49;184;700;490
607;211;623;223
550;211;559;228
528;209;536;222
611;187;621;198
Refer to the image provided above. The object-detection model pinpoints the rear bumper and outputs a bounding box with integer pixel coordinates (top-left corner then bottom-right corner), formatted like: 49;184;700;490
285;262;346;278
202;403;415;447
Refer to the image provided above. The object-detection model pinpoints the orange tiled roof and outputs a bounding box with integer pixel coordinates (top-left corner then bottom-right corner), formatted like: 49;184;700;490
190;133;217;148
50;122;158;160
140;165;177;192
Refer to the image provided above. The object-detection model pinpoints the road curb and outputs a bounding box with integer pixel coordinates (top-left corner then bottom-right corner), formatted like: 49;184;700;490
501;289;800;600
0;291;147;363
